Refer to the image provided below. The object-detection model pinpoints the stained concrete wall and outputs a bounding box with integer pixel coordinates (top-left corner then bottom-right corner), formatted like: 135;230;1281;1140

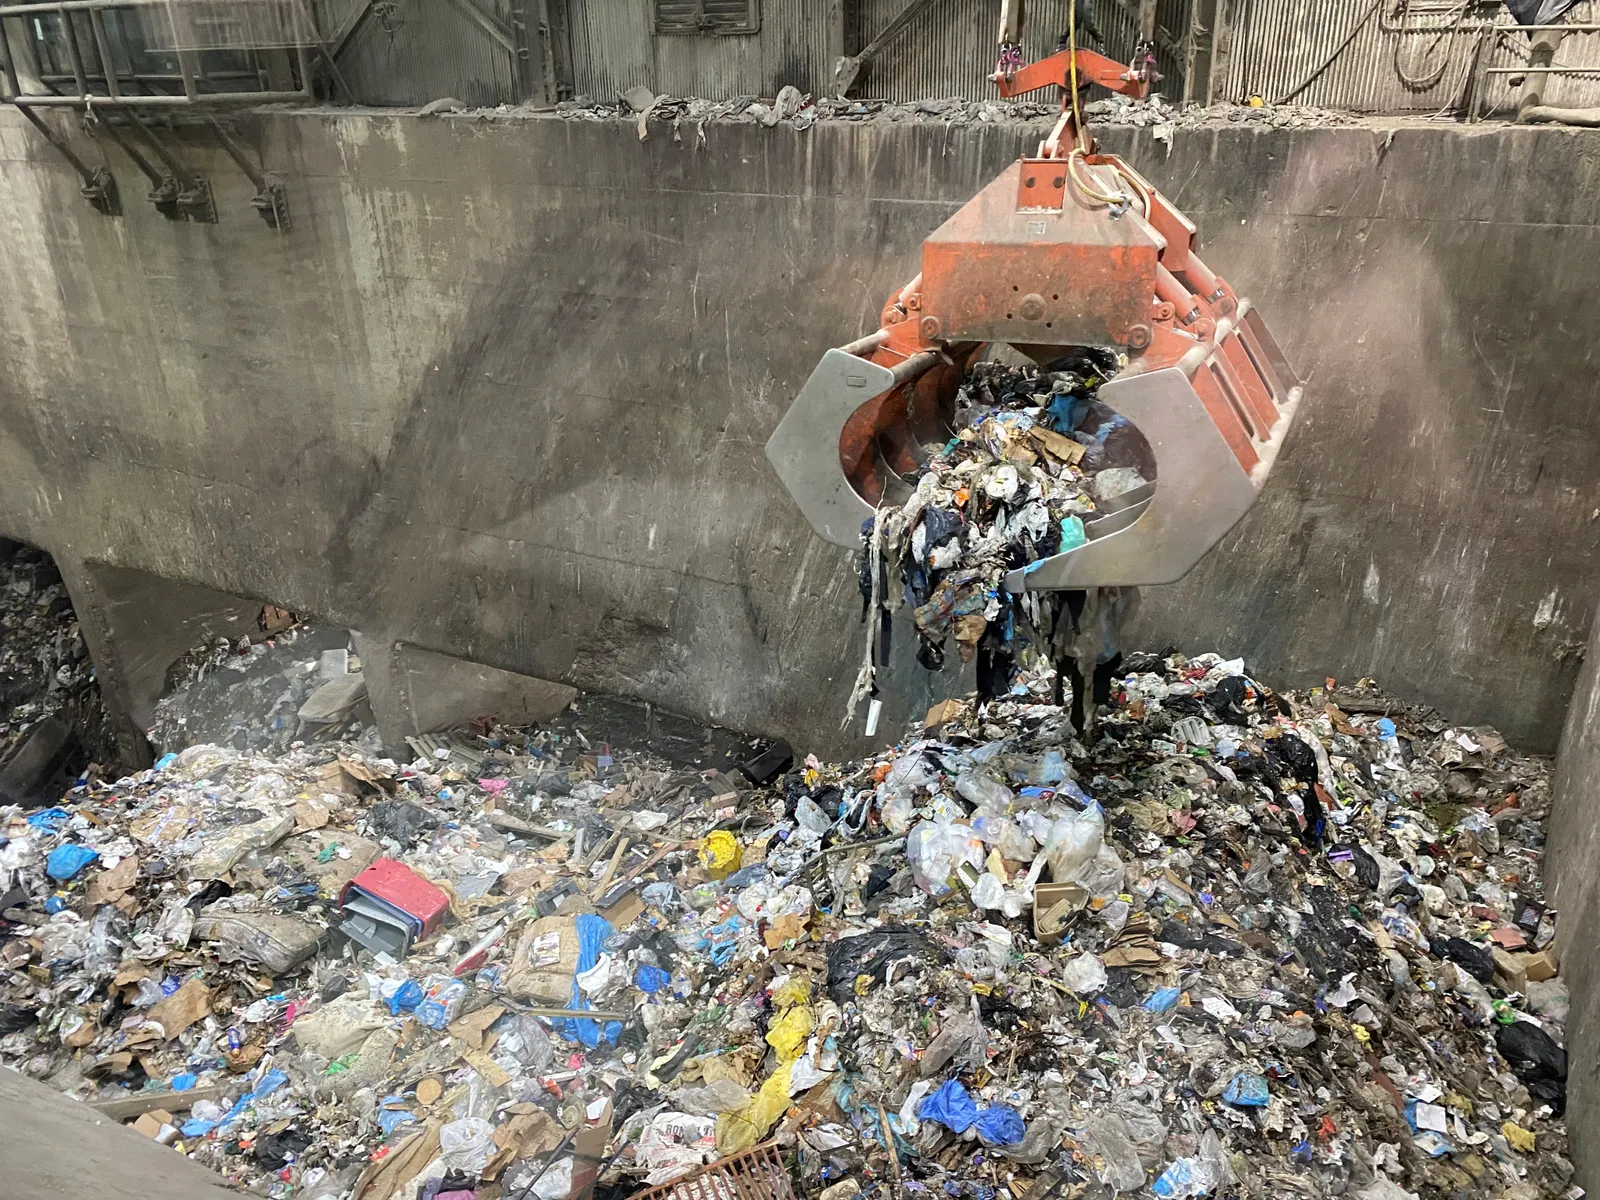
0;111;1596;758
1549;604;1600;1191
0;1065;240;1200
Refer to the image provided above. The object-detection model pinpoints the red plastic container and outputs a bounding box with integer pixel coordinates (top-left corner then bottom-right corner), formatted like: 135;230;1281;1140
340;858;450;937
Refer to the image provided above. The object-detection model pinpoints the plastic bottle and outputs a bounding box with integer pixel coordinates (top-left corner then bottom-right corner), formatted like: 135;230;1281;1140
416;975;467;1029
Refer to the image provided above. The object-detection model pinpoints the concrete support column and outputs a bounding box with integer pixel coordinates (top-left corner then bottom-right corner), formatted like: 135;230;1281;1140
53;558;264;772
55;556;156;772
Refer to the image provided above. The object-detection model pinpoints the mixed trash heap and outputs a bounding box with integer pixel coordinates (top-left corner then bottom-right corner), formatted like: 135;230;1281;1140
0;544;111;783
0;651;1572;1200
853;354;1144;724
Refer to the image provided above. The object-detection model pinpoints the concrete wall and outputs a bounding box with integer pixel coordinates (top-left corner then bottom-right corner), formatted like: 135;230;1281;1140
1550;603;1600;1191
0;110;1596;758
0;1066;240;1200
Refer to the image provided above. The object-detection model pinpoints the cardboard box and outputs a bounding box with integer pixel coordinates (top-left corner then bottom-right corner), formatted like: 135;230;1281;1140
924;699;967;730
1518;949;1559;983
1032;882;1088;944
598;884;644;928
132;1109;178;1144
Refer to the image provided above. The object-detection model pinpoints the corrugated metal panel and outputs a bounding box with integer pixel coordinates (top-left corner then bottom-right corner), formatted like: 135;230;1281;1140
569;0;834;100
851;0;1190;104
567;0;654;99
316;0;520;106
1090;0;1190;99
1223;0;1600;114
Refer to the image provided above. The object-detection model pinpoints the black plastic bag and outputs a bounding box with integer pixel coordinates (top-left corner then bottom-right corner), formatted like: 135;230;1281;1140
825;925;942;1003
1496;1019;1567;1112
1438;937;1497;985
255;1127;312;1169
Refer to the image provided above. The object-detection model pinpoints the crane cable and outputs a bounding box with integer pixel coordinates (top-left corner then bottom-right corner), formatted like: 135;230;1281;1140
1063;0;1129;207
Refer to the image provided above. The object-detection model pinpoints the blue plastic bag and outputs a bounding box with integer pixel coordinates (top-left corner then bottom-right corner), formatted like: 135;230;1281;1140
918;1078;978;1134
973;1104;1026;1146
554;913;623;1048
1144;987;1182;1014
384;980;423;1015
46;844;98;881
25;808;70;832
1151;1159;1198;1198
635;964;671;994
1222;1072;1269;1107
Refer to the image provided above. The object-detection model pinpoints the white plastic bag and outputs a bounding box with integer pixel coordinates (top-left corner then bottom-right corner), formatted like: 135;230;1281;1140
906;821;984;896
439;1117;496;1176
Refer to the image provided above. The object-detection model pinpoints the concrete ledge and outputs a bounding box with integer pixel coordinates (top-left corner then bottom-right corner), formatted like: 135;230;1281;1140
0;1067;240;1200
355;634;576;756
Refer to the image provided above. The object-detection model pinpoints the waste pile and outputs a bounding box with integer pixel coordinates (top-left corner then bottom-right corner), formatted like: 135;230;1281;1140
851;354;1143;721
531;90;1352;137
0;543;113;790
149;621;376;757
0;653;1572;1200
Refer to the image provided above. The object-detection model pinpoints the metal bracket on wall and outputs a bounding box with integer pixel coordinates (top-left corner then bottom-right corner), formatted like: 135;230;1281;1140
207;117;290;231
119;112;216;223
12;105;119;214
833;0;937;97
86;111;182;221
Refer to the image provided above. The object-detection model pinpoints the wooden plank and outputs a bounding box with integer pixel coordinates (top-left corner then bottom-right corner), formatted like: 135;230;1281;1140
87;1083;228;1120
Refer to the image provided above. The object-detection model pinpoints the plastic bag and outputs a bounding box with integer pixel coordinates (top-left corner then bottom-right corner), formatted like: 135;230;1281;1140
698;831;743;879
765;1003;814;1062
956;771;1013;812
795;796;834;834
497;1012;556;1070
970;872;1005;910
675;1079;752;1115
971;814;1034;862
46;844;99;882
1060;952;1107;995
919;1013;983;1078
825;926;941;1003
417;976;467;1029
1084;1115;1145;1193
906;821;984;896
439;1117;496;1176
880;792;917;836
973;1104;1025;1146
716;1061;792;1154
918;1078;978;1133
1042;808;1103;883
1073;844;1126;900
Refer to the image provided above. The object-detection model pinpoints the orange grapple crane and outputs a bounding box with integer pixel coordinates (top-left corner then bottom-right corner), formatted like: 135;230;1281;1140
767;9;1302;596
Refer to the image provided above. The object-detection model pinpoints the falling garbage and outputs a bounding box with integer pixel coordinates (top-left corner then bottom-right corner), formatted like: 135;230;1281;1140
0;649;1572;1200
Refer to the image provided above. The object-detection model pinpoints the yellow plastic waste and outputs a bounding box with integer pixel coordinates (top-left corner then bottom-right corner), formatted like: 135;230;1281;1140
765;1003;814;1062
716;1061;793;1154
1502;1121;1536;1153
698;831;742;879
770;976;812;1009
